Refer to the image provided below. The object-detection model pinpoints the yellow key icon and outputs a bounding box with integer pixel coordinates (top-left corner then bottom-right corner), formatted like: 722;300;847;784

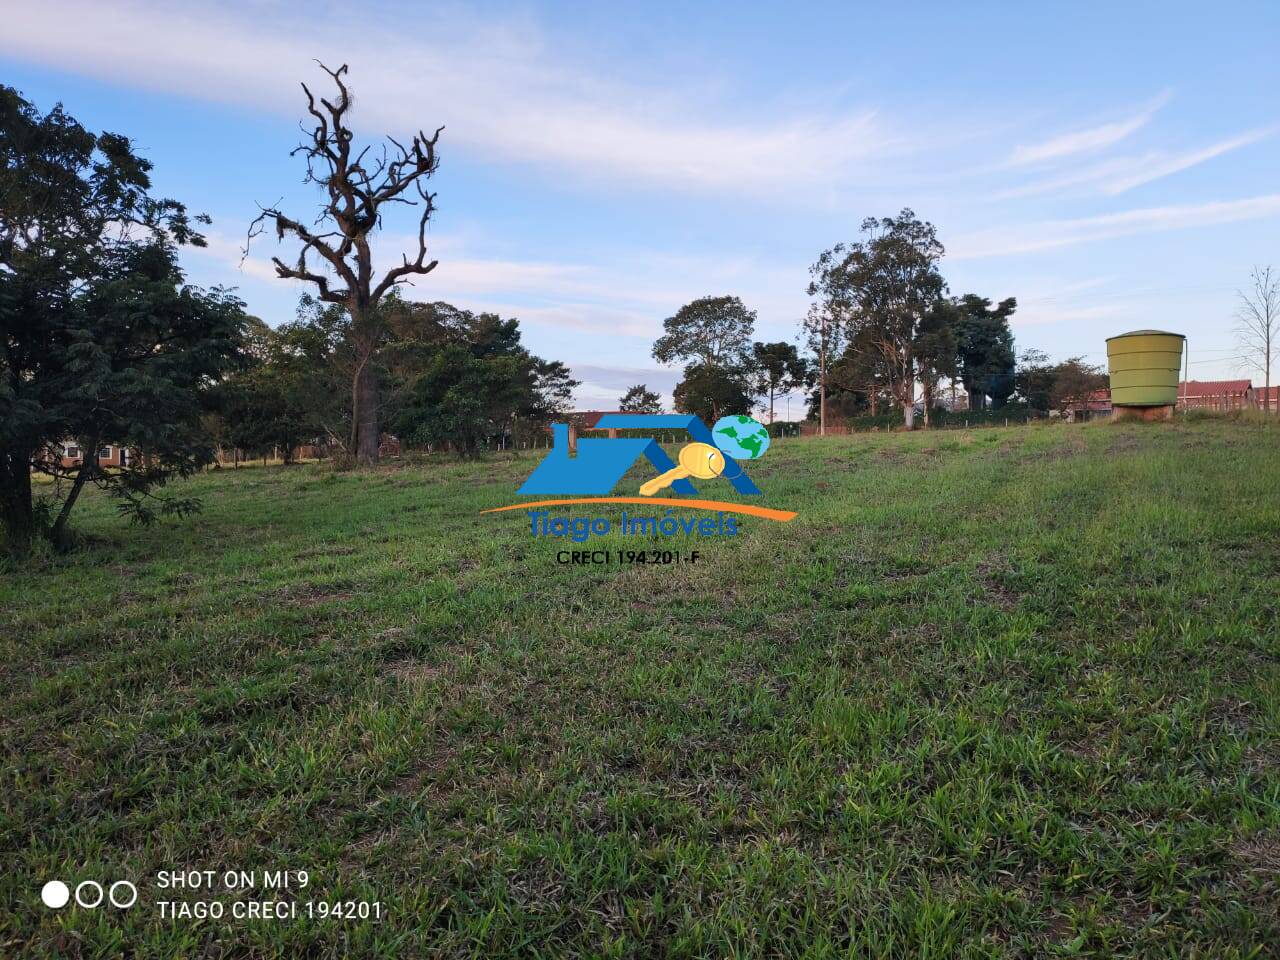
639;442;725;496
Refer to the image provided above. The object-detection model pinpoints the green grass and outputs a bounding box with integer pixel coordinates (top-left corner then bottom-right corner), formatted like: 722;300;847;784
2;420;1279;958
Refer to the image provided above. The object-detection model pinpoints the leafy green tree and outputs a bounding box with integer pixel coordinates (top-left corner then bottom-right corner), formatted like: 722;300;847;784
214;321;332;463
1049;358;1108;415
387;306;577;453
652;296;755;369
1013;349;1106;415
392;345;526;453
799;304;846;434
619;384;664;414
528;359;578;425
1;86;245;555
751;341;809;423
913;303;958;426
809;210;948;429
268;292;466;459
672;363;752;423
952;294;1017;410
1014;348;1056;412
281;293;378;452
806;330;897;420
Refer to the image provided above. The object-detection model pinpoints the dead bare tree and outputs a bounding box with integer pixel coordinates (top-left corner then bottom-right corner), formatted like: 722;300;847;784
247;62;442;464
1235;265;1278;415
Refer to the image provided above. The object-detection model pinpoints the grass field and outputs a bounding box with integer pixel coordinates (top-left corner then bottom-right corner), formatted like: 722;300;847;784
2;420;1279;958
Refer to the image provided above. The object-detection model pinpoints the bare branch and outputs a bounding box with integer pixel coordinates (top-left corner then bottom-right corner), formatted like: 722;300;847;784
243;62;444;461
1234;265;1278;393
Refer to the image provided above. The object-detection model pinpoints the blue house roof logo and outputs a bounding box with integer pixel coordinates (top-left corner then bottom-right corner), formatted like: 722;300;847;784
518;414;762;497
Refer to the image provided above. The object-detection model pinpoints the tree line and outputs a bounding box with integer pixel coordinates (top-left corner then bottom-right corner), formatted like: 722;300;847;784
642;210;1109;431
0;70;1103;560
210;297;575;463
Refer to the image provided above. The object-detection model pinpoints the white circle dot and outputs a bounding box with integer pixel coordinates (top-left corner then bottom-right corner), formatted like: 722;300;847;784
109;880;138;909
75;880;104;909
41;880;70;909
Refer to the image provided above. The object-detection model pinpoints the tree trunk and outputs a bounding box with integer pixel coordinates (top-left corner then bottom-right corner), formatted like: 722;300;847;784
818;336;827;436
0;448;35;558
50;443;97;547
1266;353;1272;415
922;379;932;428
353;359;380;465
902;354;915;430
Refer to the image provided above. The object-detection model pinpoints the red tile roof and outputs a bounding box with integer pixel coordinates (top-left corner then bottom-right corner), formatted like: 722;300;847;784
1177;380;1252;398
572;410;627;429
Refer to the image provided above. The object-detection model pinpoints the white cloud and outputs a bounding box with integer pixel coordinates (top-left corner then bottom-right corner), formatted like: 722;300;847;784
571;364;681;389
197;232;282;284
192;234;663;336
1009;92;1169;165
570;364;681;409
951;194;1280;259
1012;303;1119;327
0;0;893;195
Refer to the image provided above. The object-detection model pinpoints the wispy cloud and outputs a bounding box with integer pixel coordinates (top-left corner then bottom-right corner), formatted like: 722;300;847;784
0;0;894;195
1009;92;1170;165
192;226;810;342
998;128;1274;199
951;194;1280;259
1102;129;1274;194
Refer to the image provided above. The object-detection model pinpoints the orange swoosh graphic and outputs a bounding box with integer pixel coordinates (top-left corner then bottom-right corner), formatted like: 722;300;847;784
481;497;797;522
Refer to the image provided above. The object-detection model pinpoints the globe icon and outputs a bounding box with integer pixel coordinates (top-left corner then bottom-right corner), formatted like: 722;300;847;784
712;415;771;460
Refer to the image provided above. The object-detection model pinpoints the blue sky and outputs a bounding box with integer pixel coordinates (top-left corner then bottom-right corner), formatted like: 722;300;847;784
4;1;1278;408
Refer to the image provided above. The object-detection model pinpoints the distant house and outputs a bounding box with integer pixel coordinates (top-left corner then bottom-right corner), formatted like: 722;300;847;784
544;411;628;450
570;410;625;433
1064;388;1113;422
1177;380;1255;411
295;443;327;460
536;411;643;452
53;441;135;470
1257;385;1279;413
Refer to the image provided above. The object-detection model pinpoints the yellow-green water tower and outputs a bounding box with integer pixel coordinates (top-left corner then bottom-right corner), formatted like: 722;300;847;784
1105;329;1185;420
